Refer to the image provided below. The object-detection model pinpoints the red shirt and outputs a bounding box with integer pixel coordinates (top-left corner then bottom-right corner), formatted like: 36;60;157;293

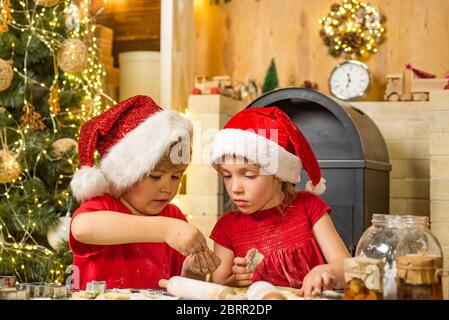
210;191;331;288
69;194;186;290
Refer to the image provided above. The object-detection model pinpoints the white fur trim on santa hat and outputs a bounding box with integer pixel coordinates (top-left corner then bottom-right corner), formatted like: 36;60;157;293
211;128;302;183
70;166;110;201
305;177;326;196
99;109;192;197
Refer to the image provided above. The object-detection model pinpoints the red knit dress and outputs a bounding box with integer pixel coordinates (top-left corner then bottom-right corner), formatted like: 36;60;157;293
210;191;331;288
69;194;186;290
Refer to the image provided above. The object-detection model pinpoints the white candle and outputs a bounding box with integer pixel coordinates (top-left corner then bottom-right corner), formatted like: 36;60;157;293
119;51;160;103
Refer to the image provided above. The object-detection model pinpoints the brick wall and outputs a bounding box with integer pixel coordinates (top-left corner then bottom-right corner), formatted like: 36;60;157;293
429;91;449;282
173;95;244;247
351;101;431;216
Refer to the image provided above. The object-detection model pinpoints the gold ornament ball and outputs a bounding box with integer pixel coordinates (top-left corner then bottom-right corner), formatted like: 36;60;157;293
35;0;60;7
0;149;21;184
0;59;13;92
57;38;88;73
47;216;71;250
50;138;78;158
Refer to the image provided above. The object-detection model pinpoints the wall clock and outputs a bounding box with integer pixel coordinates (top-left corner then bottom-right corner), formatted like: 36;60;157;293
329;60;371;100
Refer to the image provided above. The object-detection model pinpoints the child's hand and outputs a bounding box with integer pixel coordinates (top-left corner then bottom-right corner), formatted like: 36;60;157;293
184;249;222;275
165;219;207;256
296;265;337;298
232;256;253;287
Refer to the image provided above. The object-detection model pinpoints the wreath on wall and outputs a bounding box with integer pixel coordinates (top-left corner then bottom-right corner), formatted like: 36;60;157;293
319;0;386;59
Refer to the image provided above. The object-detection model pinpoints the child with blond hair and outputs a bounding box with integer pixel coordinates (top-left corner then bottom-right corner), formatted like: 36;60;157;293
70;95;220;290
209;107;350;298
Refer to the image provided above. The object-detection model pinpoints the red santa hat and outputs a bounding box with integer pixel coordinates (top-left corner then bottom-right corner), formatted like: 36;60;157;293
210;107;326;195
70;95;192;202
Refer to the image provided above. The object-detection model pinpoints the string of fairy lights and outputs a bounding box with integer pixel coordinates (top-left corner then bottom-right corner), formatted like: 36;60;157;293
0;0;116;284
319;0;385;59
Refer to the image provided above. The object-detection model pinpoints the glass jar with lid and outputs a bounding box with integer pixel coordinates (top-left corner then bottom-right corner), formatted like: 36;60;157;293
396;255;443;300
395;215;443;263
355;214;443;299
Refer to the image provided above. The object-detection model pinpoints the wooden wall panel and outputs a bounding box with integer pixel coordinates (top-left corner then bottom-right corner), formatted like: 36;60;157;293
91;0;161;64
194;0;449;100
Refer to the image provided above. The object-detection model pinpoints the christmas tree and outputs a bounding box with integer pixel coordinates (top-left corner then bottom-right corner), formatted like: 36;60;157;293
262;58;279;94
0;0;112;285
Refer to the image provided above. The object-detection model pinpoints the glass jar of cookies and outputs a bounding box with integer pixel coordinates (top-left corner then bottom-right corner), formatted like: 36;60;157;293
355;214;443;299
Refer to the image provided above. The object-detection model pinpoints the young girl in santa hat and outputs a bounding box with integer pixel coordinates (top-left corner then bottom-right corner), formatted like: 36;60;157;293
209;107;350;298
69;95;220;290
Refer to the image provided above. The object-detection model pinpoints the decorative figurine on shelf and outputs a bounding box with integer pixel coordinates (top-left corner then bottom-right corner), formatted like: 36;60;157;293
406;63;435;79
384;64;449;101
191;87;202;95
262;58;279;94
192;75;260;102
302;80;319;90
194;75;231;95
210;87;220;94
236;74;260;103
246;75;259;102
